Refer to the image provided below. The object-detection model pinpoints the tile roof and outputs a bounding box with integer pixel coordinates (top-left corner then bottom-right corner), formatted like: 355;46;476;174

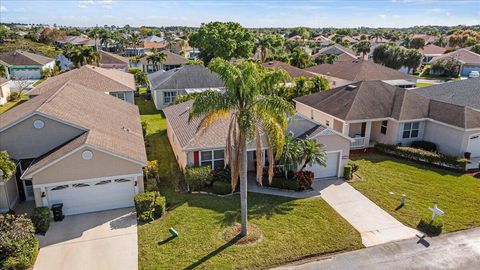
27;65;135;96
0;50;54;66
143;41;168;49
431;48;480;64
261;60;317;79
1;81;147;170
419;44;446;55
294;80;480;129
148;64;224;90
305;60;416;82
100;51;129;65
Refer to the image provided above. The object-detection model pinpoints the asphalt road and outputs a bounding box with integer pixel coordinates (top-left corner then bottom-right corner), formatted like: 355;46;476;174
276;228;480;270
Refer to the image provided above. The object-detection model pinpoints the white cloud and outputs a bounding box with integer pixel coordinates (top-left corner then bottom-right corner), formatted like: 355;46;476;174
379;14;387;19
393;14;402;19
0;5;8;13
77;0;114;9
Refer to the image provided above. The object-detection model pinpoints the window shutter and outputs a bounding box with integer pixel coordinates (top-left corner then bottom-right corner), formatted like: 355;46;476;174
194;151;199;166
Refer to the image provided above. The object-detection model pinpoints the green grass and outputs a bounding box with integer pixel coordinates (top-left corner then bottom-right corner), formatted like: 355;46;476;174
415;82;434;88
33;79;46;87
138;192;362;269
135;93;363;269
350;154;480;233
0;95;28;114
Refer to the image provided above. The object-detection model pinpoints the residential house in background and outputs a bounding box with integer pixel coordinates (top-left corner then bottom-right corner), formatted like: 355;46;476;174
262;60;318;79
142;35;164;43
0;80;147;215
311;44;357;63
27;65;137;104
294;79;480;159
148;64;224;109
0;50;55;80
0;60;11;79
137;51;188;73
124;41;168;57
163;100;351;178
99;51;130;72
0;78;11;105
420;44;446;64
430;48;480;77
313;35;333;48
305;60;417;88
55;35;99;48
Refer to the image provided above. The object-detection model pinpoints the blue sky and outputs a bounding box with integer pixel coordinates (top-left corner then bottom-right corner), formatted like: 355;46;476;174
1;1;479;28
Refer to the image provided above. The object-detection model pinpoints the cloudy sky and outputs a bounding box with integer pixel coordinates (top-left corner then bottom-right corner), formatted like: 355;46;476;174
1;0;479;28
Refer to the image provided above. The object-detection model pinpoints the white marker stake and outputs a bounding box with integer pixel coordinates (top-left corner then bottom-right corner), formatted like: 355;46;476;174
428;204;445;221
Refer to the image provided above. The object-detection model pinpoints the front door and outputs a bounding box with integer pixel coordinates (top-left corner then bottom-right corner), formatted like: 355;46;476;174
19;159;35;201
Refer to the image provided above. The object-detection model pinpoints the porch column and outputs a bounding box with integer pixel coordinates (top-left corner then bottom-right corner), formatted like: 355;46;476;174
365;122;372;147
343;123;350;137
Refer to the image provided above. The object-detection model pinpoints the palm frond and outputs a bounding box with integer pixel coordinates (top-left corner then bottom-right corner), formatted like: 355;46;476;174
255;125;263;186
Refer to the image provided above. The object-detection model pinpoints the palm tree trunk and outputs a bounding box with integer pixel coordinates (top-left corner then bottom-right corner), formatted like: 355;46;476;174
240;140;248;236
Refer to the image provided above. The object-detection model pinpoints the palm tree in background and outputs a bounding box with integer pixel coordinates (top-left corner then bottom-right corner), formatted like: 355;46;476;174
65;46;100;68
299;140;327;171
353;40;371;59
146;48;166;72
189;58;294;236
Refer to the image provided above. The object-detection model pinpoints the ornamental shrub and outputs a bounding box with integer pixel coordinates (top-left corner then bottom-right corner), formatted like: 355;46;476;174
185;165;211;191
134;192;156;222
417;218;443;236
31;207;50;234
344;164;353;180
212;181;232;195
0;215;39;270
294;171;314;190
411;140;437;152
262;177;300;191
153;196;166;218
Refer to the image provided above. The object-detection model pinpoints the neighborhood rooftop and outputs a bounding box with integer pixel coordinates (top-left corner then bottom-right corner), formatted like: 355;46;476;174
431;48;480;64
0;50;54;66
262;60;318;79
148;64;224;90
305;60;416;82
27;65;135;96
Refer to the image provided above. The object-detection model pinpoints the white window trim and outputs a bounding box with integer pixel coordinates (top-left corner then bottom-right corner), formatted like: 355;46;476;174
402;122;420;139
199;149;225;170
380;120;388;134
163;91;177;105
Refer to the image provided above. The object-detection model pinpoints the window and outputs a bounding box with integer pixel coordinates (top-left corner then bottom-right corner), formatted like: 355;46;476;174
110;92;126;101
380;120;388;134
200;149;225;170
164;91;177;104
402;122;420;139
325;120;330;127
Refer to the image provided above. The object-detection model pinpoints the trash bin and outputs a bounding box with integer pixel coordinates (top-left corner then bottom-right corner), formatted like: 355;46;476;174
51;203;64;222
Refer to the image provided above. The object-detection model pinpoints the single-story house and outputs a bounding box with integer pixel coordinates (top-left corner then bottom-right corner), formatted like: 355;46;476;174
55;35;99;48
0;50;55;80
305;60;417;88
430;48;480;77
142;35;164;43
124;41;168;57
294;79;480;158
27;65;137;104
99;51;130;72
163;100;351;179
412;34;437;45
0;77;11;106
420;44;446;64
312;44;357;63
0;80;147;215
148;64;224;109
136;51;188;73
313;35;333;48
262;60;318;79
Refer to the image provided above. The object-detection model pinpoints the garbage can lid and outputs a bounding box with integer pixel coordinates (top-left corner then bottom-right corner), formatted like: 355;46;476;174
51;203;63;209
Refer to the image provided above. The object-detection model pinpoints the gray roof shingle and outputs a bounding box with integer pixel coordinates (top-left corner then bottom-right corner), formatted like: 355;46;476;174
0;50;54;66
148;65;224;90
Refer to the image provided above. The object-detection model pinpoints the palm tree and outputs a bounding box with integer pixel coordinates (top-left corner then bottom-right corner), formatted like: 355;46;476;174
353;40;371;59
281;134;302;178
65;46;100;68
146;50;166;72
299;140;327;171
0;65;7;78
129;33;141;54
290;48;311;69
189;58;294;236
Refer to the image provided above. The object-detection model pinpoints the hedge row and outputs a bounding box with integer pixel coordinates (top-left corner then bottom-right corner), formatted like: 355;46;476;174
31;207;50;235
134;192;166;222
262;177;300;191
375;143;467;171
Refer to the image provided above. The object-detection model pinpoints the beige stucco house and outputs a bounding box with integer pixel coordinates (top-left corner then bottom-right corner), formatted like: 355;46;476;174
294;79;480;161
0;78;11;105
163;100;352;179
0;79;147;215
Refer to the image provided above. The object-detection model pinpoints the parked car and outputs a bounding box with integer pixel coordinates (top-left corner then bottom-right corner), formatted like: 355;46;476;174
468;71;480;78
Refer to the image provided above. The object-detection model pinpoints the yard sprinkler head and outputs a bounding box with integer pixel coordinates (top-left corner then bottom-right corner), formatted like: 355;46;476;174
169;227;178;237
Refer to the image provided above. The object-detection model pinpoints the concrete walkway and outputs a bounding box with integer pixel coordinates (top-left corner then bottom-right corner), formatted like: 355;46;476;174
276;228;480;270
249;178;418;247
33;207;138;270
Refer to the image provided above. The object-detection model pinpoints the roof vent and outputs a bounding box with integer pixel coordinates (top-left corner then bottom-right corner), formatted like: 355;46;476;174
346;84;357;90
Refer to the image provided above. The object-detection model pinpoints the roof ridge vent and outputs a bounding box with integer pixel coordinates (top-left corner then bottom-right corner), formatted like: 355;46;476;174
346;84;357;90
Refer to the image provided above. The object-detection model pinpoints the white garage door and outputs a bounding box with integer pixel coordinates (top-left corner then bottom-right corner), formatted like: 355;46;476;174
468;134;480;157
12;69;41;80
305;152;339;179
46;177;135;216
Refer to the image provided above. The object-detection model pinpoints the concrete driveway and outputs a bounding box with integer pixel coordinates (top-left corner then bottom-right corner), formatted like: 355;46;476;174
33;207;138;270
319;180;418;247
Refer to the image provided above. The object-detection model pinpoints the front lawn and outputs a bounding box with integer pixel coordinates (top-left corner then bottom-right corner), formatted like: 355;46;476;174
415;82;434;88
0;95;28;114
135;94;363;269
351;154;480;233
138;192;362;269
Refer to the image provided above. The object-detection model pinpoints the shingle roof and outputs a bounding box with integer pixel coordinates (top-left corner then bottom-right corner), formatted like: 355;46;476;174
419;44;446;55
313;44;356;59
140;51;188;66
261;60;317;79
100;51;129;65
295;80;480;129
27;65;135;96
148;64;224;90
0;50;54;66
305;60;416;82
411;78;480;110
431;48;480;64
1;81;147;170
163;100;333;150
